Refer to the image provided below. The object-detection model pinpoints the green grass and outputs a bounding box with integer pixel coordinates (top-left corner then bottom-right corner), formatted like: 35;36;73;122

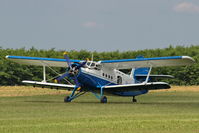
0;91;199;133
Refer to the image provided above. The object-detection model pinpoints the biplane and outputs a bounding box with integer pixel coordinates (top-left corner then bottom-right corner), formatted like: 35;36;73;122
6;53;195;103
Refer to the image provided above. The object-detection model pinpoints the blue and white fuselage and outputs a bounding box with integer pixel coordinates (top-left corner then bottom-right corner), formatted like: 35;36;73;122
77;61;148;97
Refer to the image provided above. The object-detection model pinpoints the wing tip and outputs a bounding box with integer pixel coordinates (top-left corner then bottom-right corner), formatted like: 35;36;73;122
181;56;195;63
5;55;10;59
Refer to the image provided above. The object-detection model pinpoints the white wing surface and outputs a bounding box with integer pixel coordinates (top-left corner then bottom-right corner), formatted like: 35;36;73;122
22;80;75;90
6;55;82;67
103;82;170;91
100;56;195;69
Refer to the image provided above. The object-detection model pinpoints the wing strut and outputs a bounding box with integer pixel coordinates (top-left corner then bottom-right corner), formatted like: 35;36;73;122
145;64;152;84
42;64;46;83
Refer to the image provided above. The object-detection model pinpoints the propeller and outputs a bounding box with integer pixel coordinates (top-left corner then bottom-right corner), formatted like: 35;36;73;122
63;52;72;69
54;52;88;90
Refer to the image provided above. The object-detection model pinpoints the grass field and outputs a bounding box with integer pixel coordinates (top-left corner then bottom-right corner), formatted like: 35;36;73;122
0;86;199;133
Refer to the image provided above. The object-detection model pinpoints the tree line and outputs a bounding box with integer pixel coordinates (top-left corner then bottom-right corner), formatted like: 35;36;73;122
0;45;199;86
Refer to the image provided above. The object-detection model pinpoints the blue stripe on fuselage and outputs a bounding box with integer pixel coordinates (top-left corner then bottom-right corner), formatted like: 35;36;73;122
77;70;116;89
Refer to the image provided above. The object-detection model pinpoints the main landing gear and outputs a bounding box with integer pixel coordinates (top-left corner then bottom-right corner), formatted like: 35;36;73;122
63;85;108;103
132;96;137;103
100;96;107;103
64;96;71;102
63;87;86;103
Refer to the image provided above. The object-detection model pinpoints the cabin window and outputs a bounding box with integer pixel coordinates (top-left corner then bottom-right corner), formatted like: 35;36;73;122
103;73;113;79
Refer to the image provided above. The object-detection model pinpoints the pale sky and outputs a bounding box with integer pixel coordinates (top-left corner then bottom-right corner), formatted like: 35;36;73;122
0;0;199;52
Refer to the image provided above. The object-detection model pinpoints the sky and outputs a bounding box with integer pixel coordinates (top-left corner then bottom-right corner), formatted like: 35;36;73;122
0;0;199;52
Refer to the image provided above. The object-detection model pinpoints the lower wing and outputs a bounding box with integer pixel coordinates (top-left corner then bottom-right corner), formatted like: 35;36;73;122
102;82;170;92
22;80;75;90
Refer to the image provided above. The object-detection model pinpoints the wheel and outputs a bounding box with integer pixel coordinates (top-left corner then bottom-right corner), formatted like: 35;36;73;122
132;98;137;102
64;96;71;102
132;97;137;103
100;96;107;103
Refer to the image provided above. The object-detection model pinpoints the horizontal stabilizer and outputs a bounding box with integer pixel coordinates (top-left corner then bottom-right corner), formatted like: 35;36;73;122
22;80;75;90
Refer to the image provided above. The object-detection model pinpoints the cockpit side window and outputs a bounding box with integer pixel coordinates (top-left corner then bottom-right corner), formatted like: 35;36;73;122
87;62;91;66
91;63;95;67
86;61;97;69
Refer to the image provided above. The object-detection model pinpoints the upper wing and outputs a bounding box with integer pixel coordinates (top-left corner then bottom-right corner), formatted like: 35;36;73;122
6;55;82;67
6;55;195;69
102;82;170;92
100;56;195;69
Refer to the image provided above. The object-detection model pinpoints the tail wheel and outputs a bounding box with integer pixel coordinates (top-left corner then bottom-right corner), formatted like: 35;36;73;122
100;96;107;103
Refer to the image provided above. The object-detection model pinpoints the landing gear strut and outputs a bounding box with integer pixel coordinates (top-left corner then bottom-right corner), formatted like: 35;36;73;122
132;96;137;103
100;96;107;103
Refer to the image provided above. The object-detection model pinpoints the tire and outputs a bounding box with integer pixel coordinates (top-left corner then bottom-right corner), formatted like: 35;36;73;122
64;96;71;102
132;98;137;103
100;96;107;103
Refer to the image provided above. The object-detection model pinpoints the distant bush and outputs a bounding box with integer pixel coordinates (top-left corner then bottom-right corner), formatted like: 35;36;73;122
0;45;199;85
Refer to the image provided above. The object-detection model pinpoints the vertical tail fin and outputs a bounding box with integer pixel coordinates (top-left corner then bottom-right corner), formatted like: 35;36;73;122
131;67;150;83
130;56;150;83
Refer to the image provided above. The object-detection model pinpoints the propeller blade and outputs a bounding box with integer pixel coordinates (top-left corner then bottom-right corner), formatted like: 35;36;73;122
54;73;69;83
77;58;89;69
77;61;86;69
63;52;72;69
73;76;81;90
54;52;88;91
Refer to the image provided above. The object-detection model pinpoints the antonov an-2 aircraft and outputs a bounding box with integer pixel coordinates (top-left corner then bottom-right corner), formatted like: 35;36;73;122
6;53;195;103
